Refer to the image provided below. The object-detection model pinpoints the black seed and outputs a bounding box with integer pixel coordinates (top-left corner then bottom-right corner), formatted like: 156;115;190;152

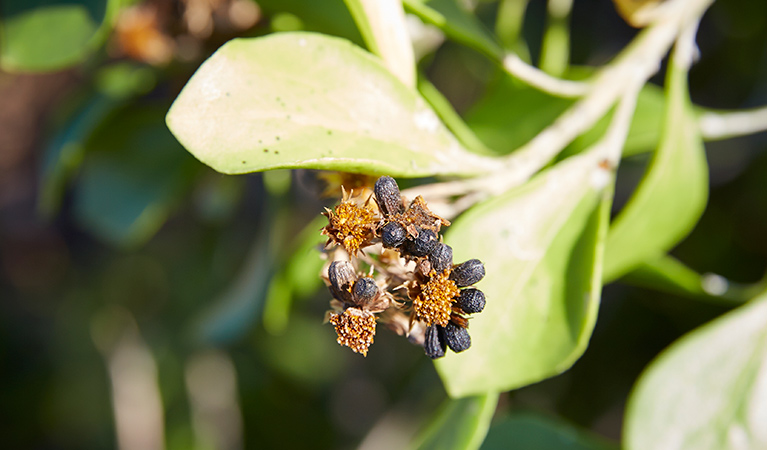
424;325;446;359
441;323;471;353
374;176;404;217
450;259;485;287
457;288;485;314
328;261;356;303
352;277;378;303
428;243;453;273
403;228;438;257
381;222;406;248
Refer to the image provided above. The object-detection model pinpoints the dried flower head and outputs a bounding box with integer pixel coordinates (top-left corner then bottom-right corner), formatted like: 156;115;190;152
320;175;487;359
412;270;461;327
329;307;376;356
396;196;450;236
322;189;378;255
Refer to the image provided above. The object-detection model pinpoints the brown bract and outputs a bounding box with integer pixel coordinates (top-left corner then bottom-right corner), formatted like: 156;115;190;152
412;270;460;327
391;196;450;237
321;190;378;255
329;308;376;356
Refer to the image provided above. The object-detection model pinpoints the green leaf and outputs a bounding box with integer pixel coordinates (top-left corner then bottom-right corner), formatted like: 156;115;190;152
39;63;157;216
621;255;765;305
257;0;364;45
602;46;708;282
624;294;767;450
482;413;617;450
0;0;119;72
404;0;504;61
73;105;199;247
463;73;574;156
262;215;326;335
564;82;666;159
167;32;496;177
417;76;493;155
436;151;612;396
343;0;415;87
414;393;499;450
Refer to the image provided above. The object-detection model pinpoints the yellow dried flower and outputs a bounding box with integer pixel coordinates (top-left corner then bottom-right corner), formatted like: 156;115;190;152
413;270;460;327
321;190;378;255
329;307;376;356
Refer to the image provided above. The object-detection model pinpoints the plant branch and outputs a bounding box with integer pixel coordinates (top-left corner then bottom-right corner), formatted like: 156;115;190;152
502;54;589;97
698;106;767;140
408;0;715;208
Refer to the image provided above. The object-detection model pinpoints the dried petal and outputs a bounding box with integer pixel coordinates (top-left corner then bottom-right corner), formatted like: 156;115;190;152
403;228;438;257
441;322;471;353
428;243;453;273
374;176;405;217
450;259;486;287
352;277;379;304
329;308;376;356
424;325;446;359
328;261;356;304
381;221;407;248
396;195;450;233
457;288;486;314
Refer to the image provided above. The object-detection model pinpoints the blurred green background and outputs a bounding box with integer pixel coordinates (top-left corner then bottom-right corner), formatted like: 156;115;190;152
1;0;766;448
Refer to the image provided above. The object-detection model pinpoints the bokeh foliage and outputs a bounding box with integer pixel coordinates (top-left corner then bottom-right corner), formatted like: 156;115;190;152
1;0;766;449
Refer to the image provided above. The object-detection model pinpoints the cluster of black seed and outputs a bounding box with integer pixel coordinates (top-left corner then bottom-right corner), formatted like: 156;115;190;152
373;176;487;359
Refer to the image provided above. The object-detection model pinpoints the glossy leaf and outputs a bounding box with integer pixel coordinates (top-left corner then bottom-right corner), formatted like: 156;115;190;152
624;294;767;450
167;32;497;177
603;45;708;282
482;413;617;450
0;0;118;72
414;393;499;450
436;151;612;397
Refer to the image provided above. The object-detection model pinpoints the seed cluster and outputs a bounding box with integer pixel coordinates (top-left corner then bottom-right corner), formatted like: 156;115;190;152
321;176;487;359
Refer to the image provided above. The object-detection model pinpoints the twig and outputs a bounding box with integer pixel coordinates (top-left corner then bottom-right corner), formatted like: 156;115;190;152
409;0;714;207
502;54;590;98
699;106;767;140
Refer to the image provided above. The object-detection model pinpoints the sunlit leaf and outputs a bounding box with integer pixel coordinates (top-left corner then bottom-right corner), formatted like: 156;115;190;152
482;413;617;450
0;0;119;72
436;151;612;396
624;294;767;450
603;44;708;282
414;393;499;450
167;32;496;177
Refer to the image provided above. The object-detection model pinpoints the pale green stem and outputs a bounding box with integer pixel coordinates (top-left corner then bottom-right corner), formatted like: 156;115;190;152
699;106;767;140
539;0;573;77
496;0;531;59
